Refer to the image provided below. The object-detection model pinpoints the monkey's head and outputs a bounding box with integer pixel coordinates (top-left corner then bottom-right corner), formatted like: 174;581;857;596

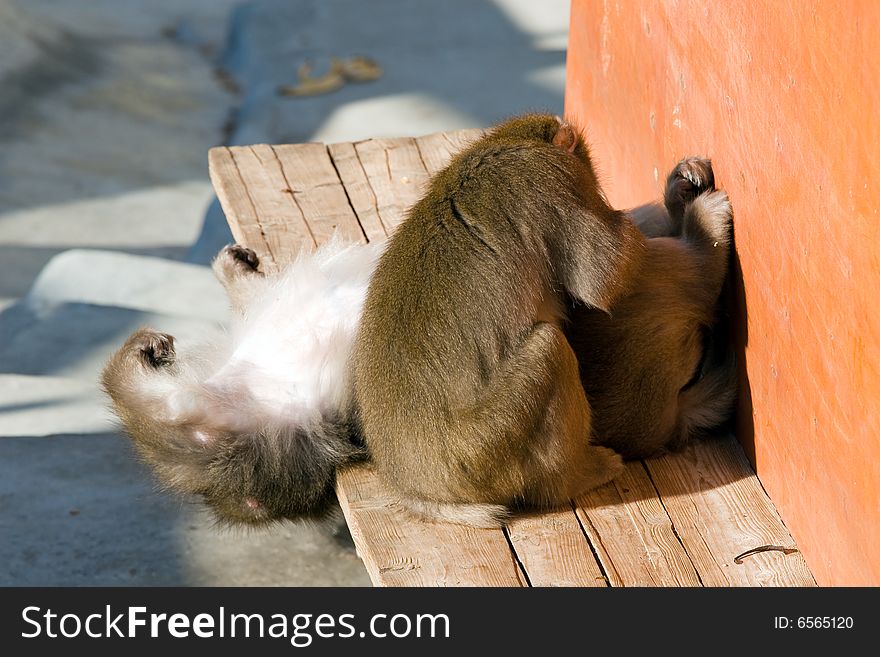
488;113;589;162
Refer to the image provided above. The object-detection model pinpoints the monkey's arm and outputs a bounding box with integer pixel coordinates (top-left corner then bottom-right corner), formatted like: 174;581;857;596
549;206;646;312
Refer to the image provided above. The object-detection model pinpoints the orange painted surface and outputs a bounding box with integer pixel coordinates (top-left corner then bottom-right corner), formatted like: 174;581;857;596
566;0;879;585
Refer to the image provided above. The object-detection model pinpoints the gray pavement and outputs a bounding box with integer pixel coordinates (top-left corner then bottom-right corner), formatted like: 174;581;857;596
0;0;569;585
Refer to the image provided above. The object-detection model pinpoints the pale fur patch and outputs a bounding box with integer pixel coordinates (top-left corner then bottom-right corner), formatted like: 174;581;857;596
172;237;385;436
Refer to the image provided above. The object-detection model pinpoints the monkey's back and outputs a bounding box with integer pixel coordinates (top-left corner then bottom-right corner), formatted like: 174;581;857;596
354;139;583;496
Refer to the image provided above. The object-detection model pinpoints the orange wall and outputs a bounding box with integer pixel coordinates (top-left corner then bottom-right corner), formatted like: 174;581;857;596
566;0;879;586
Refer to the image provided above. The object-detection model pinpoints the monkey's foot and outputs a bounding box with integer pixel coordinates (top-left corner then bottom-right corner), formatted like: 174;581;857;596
665;157;715;220
685;190;733;247
213;244;263;286
130;328;176;369
224;244;261;272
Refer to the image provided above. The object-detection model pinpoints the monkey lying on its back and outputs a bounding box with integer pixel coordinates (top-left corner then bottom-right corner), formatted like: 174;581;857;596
353;114;644;527
101;238;383;525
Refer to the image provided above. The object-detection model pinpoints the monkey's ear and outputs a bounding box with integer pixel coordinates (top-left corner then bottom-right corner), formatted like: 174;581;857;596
552;121;578;154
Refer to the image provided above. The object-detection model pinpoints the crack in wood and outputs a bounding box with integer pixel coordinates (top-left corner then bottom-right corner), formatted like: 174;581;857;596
571;502;615;587
268;144;317;249
325;143;370;244
502;525;533;587
226;147;277;266
352;143;389;236
640;460;705;586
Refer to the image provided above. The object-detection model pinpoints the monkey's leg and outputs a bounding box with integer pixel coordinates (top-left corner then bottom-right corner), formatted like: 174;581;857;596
664;189;735;451
102;328;183;420
664;157;715;233
459;323;623;507
513;323;624;506
211;244;265;313
101;328;230;493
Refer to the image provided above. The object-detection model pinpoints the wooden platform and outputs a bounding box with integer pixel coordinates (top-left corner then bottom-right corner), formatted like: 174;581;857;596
208;129;815;587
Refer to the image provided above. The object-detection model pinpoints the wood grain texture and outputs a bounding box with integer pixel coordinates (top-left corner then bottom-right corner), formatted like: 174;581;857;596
208;129;815;588
505;510;607;587
575;462;702;587
336;465;526;587
327;129;484;236
208;146;276;268
568;0;879;585
644;436;816;586
326;141;388;242
349;137;429;231
271;143;366;247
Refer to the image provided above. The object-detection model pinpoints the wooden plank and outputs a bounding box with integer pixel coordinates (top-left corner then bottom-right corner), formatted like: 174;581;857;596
208;146;276;268
326;142;388;242
328;129;483;239
505;510;608;587
217;145;318;269
336;464;526;587
352;137;430;231
237;143;319;266
644;435;817;587
271;143;366;247
575;461;702;587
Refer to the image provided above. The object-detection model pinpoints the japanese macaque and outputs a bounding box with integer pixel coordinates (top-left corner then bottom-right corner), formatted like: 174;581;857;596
101;238;384;525
567;158;736;458
102;115;735;531
352;114;644;527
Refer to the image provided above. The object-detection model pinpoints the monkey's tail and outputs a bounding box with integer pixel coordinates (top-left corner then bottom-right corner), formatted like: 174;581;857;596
397;498;509;529
675;352;737;446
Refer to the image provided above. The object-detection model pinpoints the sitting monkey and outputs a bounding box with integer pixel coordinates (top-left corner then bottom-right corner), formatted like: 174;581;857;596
568;158;736;458
101;238;384;525
353;114;644;527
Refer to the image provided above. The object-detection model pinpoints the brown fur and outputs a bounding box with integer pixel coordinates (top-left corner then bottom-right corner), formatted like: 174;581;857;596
566;158;736;458
353;114;645;526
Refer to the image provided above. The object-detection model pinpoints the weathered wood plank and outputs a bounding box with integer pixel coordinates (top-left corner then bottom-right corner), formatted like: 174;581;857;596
352;137;429;231
505;510;607;587
271;143;366;247
326;142;388;242
208;146;276;268
217;145;318;269
327;129;483;239
644;435;817;587
336;465;526;587
575;461;702;587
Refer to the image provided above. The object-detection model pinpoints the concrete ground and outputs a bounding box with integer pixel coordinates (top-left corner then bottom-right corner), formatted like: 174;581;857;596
0;0;569;585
